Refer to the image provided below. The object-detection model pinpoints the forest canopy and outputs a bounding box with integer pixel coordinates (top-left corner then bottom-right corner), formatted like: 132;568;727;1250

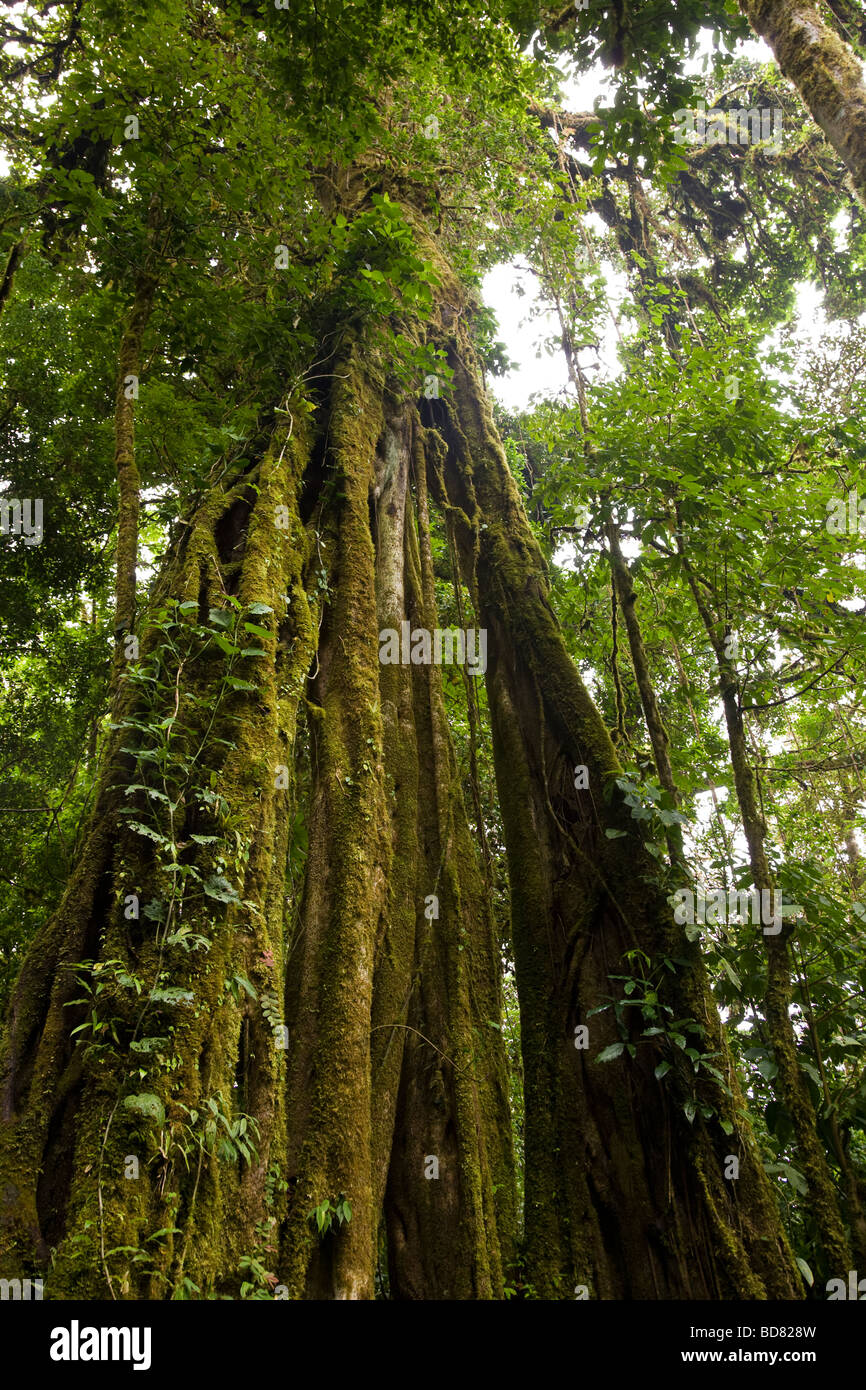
1;0;865;1306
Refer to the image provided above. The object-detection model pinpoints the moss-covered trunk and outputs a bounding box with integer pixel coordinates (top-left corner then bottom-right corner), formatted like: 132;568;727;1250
739;0;866;205
422;286;803;1296
381;422;514;1297
0;408;318;1295
0;324;514;1299
276;345;513;1298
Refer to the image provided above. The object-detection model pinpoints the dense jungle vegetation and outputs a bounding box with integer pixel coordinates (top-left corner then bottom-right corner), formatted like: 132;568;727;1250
1;0;866;1301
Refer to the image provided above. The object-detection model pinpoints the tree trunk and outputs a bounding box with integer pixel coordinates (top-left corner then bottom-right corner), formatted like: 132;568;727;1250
740;0;866;205
606;522;686;868
111;271;155;687
424;279;802;1297
0;200;812;1301
0;325;514;1298
676;521;853;1277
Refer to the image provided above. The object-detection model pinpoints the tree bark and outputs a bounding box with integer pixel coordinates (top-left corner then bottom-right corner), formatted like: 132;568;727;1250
0;240;24;322
740;0;866;205
422;295;802;1296
607;522;686;868
112;272;155;688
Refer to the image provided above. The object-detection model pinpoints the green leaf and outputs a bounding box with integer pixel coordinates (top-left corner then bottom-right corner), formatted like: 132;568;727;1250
213;632;239;657
756;1056;778;1081
123;1092;165;1125
596;1042;625;1063
148;986;194;1007
203;875;241;904
779;1162;808;1195
126;821;170;846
